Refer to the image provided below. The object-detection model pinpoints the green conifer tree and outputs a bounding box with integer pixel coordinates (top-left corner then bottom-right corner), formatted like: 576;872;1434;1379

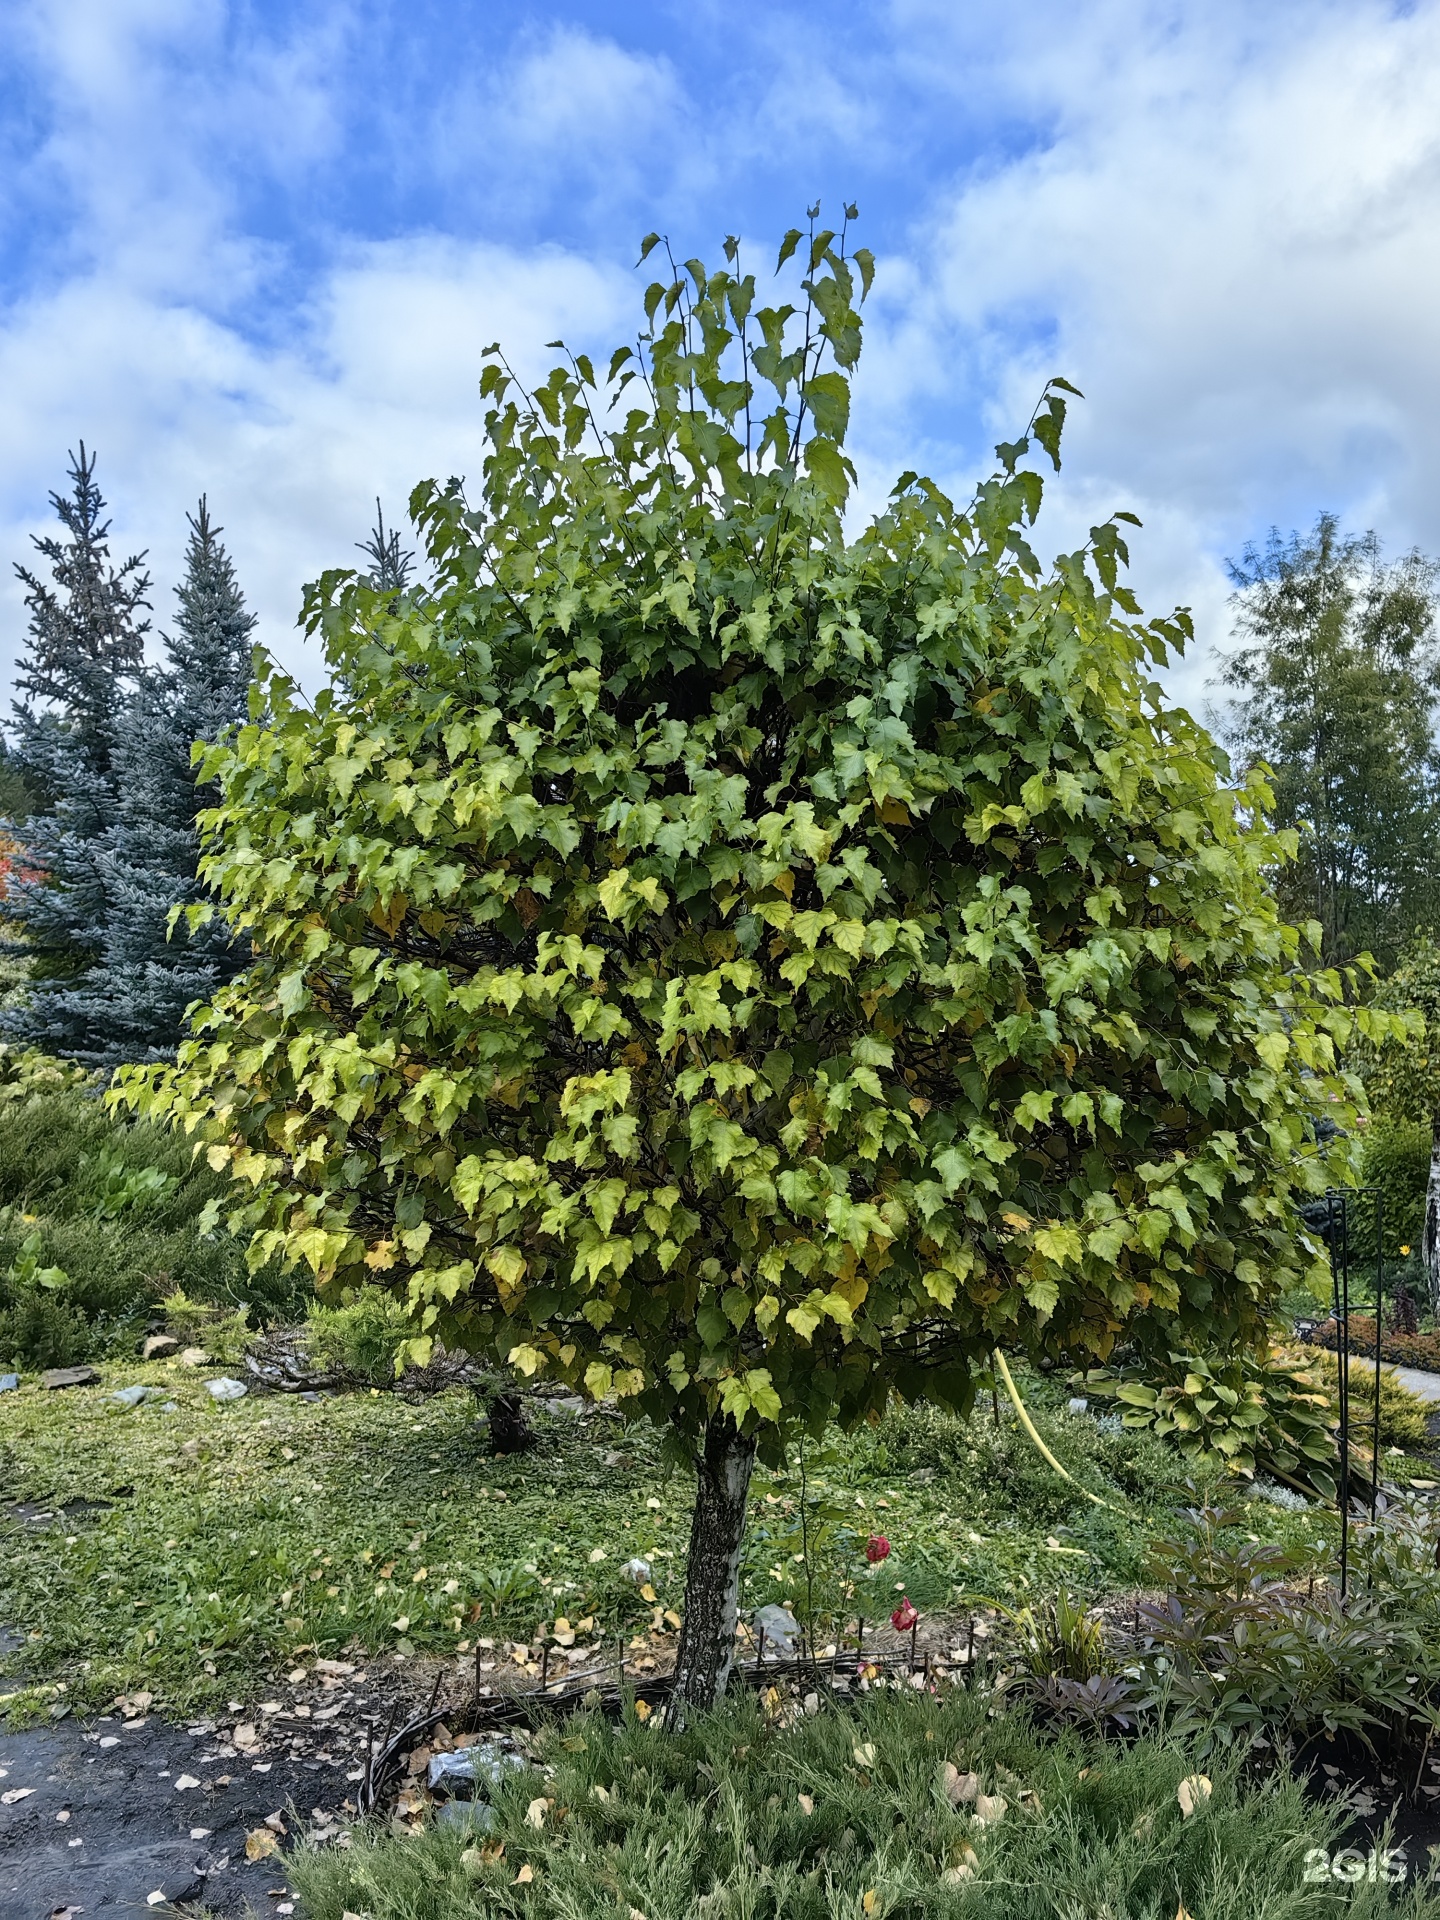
37;500;258;1067
4;447;149;1049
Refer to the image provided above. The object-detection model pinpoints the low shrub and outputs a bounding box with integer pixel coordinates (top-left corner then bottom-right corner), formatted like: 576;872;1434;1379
0;1078;307;1368
1308;1315;1440;1375
1139;1505;1428;1754
1304;1347;1432;1449
287;1689;1419;1920
305;1286;412;1385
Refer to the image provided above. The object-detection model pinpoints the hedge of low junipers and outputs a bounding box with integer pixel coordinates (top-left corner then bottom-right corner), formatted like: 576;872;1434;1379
1307;1314;1440;1377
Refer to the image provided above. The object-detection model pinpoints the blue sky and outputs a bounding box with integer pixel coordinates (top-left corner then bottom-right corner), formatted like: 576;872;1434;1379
3;0;1440;711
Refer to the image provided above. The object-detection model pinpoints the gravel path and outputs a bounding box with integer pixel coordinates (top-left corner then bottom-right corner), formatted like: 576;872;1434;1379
1385;1364;1440;1405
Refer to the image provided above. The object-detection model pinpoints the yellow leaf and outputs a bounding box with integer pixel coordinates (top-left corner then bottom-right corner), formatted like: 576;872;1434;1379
633;1699;652;1722
244;1828;279;1862
525;1796;547;1829
853;1742;877;1767
798;1792;814;1816
640;1583;657;1603
515;1862;534;1884
862;1892;878;1916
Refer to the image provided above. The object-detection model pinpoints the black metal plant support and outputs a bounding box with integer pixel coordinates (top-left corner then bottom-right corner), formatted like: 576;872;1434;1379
1328;1189;1351;1601
1315;1184;1386;1600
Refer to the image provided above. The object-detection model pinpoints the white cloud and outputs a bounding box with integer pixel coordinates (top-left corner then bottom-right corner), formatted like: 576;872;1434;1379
872;0;1440;709
0;239;632;687
6;0;1440;734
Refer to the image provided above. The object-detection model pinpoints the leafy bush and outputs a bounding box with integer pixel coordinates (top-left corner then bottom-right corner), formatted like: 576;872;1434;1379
1139;1504;1429;1753
1351;1116;1429;1263
1084;1347;1338;1497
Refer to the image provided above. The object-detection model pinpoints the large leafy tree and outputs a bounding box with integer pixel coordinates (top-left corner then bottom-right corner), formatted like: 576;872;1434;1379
1217;516;1440;972
4;446;150;1048
119;218;1401;1710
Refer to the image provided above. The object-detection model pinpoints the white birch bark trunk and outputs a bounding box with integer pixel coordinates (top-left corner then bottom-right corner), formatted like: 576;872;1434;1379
1424;1114;1440;1318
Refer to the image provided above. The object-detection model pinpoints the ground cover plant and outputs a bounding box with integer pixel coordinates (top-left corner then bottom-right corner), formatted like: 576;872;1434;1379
119;210;1411;1715
288;1687;1440;1918
0;1357;1341;1727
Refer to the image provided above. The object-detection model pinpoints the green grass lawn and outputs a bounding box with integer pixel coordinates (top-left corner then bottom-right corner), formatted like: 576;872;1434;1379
0;1354;1340;1724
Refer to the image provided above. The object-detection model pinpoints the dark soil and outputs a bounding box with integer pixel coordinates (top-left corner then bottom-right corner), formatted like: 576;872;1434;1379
0;1704;358;1920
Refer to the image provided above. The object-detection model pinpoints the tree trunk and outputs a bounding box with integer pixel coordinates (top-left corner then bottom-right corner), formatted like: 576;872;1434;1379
487;1391;536;1456
1425;1113;1440;1318
668;1410;757;1720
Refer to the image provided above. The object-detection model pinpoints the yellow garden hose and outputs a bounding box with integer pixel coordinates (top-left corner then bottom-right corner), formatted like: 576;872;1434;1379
992;1349;1119;1514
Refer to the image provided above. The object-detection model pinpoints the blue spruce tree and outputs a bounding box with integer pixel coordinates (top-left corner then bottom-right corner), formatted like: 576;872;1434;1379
62;499;257;1067
4;446;150;1054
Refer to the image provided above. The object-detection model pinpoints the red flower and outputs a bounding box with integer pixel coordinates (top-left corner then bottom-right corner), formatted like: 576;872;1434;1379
865;1534;891;1564
891;1597;918;1633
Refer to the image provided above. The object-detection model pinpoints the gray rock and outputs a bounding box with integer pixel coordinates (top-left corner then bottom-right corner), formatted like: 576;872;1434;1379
547;1396;586;1416
621;1556;653;1586
204;1377;248;1402
1067;1396;1089;1415
752;1604;802;1655
0;1373;17;1393
111;1384;167;1408
141;1334;179;1359
42;1366;101;1390
427;1740;526;1796
435;1798;498;1831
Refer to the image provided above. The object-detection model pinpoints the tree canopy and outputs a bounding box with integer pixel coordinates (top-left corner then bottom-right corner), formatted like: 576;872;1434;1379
1217;514;1440;972
115;216;1408;1701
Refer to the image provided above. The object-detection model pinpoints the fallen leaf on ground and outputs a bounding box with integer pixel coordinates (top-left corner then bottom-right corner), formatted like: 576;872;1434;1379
173;1774;200;1791
798;1793;814;1816
633;1700;652;1723
1;1789;35;1805
1177;1775;1212;1819
245;1827;280;1862
853;1744;877;1767
233;1724;260;1751
973;1794;1007;1826
526;1797;548;1829
941;1763;980;1806
515;1863;534;1884
264;1811;288;1833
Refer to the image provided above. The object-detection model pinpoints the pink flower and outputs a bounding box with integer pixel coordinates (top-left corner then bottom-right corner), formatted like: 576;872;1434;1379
865;1535;891;1564
891;1597;918;1633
